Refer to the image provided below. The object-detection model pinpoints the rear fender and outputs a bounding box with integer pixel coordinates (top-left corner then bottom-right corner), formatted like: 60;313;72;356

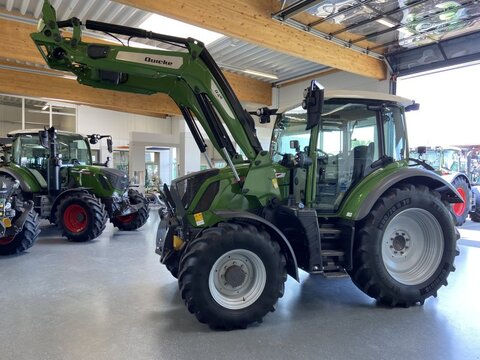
353;167;462;221
0;168;42;193
214;210;299;281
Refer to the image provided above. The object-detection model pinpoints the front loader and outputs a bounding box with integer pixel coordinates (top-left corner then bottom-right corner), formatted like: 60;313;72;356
32;0;463;329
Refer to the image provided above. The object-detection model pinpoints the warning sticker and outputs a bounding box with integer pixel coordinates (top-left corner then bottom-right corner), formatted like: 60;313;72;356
194;212;205;226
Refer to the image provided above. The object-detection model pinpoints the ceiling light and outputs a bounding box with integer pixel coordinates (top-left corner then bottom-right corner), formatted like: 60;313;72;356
41;104;49;111
140;14;224;46
243;69;279;80
376;19;396;28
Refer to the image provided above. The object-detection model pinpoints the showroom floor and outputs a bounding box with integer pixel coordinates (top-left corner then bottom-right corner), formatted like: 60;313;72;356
1;210;479;360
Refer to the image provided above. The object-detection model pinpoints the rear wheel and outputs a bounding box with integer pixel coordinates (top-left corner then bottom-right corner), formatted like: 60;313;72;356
350;184;458;307
0;209;40;256
111;189;149;231
57;192;107;242
450;177;470;226
178;222;286;329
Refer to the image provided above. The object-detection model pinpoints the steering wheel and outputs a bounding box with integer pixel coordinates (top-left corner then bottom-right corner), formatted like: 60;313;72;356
317;149;329;164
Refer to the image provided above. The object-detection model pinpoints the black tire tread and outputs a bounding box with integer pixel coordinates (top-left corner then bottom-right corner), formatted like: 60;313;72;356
450;177;470;226
56;192;107;242
349;184;458;307
178;222;286;329
0;209;40;256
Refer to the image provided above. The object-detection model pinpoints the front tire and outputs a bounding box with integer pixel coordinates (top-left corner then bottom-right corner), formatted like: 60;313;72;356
178;222;286;329
57;192;107;242
350;184;458;306
111;189;149;231
450;176;470;226
0;209;40;256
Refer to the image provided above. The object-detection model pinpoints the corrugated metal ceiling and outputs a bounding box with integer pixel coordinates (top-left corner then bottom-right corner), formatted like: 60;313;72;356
0;0;329;83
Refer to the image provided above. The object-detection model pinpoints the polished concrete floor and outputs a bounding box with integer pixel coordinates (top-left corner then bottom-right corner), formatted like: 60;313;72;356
1;210;479;360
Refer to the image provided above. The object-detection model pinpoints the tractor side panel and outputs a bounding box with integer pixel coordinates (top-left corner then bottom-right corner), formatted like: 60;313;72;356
68;166;116;197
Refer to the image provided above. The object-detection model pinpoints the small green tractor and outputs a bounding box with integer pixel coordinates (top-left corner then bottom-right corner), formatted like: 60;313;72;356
32;1;462;329
410;146;477;225
0;126;149;254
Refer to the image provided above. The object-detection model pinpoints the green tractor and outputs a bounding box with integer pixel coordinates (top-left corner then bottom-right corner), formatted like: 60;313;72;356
32;1;462;329
0;126;149;248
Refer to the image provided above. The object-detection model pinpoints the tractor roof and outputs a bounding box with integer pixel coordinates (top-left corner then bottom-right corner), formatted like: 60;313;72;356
279;90;414;114
7;129;82;137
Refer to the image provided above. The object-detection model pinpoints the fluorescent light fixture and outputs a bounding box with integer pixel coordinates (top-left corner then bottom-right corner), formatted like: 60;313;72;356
41;104;49;111
140;14;224;46
243;69;279;80
376;19;396;28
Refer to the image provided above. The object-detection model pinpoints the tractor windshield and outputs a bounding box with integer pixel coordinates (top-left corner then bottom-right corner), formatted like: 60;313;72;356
271;100;407;212
12;133;92;169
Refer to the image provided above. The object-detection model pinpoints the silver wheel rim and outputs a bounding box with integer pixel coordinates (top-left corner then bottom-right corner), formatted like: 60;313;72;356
209;249;266;310
381;208;444;286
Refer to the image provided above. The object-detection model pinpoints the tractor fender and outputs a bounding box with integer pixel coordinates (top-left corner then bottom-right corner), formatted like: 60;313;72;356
0;168;37;192
50;187;92;222
354;167;463;221
442;172;471;188
214;210;299;281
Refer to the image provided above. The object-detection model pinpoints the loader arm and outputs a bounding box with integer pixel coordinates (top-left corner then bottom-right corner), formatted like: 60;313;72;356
30;1;262;163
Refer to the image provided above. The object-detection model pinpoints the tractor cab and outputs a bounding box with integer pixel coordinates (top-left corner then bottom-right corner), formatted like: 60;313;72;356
8;130;93;189
271;91;409;213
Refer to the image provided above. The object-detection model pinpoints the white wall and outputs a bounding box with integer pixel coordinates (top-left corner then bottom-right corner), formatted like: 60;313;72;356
276;71;390;111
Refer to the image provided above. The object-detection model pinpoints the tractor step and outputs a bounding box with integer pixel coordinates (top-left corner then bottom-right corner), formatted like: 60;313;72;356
321;271;349;279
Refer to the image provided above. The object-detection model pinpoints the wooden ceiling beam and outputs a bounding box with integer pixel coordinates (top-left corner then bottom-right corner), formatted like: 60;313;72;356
115;0;387;80
0;17;272;112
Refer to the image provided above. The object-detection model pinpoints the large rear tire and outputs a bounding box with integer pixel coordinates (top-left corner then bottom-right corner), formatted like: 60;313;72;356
450;176;470;226
178;222;286;329
111;189;149;231
0;209;40;256
349;184;458;307
56;192;107;242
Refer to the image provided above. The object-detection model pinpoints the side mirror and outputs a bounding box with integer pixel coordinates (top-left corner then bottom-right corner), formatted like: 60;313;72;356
406;102;420;112
290;140;300;152
302;80;324;130
417;146;427;154
107;138;113;153
89;135;98;144
39;130;48;148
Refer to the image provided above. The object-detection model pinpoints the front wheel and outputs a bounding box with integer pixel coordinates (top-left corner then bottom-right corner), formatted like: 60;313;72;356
450;177;470;226
56;192;107;242
178;222;286;329
0;209;40;256
349;184;458;307
111;189;149;231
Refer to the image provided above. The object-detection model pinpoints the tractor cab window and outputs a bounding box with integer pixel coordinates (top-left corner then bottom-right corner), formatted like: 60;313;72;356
315;102;379;212
383;106;407;161
12;135;48;171
56;134;91;166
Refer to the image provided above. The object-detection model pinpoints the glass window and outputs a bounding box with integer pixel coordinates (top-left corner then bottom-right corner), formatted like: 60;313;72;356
25;99;49;130
383;106;407;161
0;96;22;136
52;105;76;132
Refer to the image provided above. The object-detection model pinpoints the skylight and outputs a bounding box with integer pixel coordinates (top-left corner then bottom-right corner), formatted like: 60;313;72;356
140;14;224;46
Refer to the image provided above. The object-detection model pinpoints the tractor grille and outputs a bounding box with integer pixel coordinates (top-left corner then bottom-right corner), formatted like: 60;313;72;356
174;169;219;209
101;168;129;192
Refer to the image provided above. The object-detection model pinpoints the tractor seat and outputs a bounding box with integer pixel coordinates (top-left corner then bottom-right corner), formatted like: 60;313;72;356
28;168;48;189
